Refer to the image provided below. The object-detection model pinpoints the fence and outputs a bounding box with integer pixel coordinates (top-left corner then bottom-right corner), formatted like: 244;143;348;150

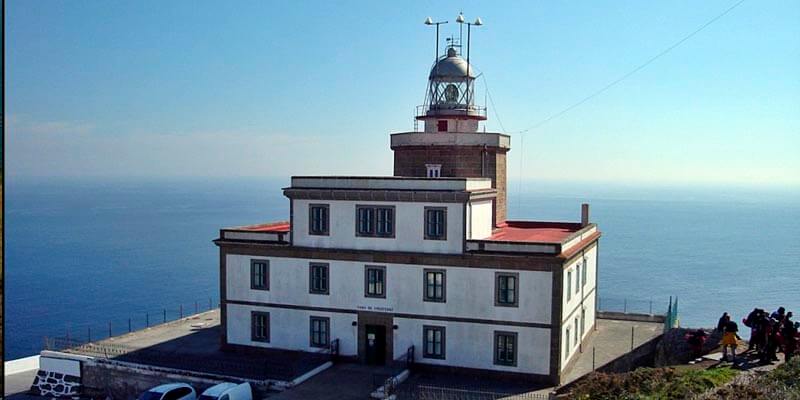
597;296;662;316
397;385;550;400
47;297;217;347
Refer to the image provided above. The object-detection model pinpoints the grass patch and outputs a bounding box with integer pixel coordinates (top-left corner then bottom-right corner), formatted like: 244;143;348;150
569;366;739;400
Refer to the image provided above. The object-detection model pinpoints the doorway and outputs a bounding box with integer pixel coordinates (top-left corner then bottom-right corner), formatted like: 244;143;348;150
365;324;386;365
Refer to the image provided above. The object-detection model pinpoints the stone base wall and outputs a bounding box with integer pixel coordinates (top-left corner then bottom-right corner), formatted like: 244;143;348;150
31;370;81;398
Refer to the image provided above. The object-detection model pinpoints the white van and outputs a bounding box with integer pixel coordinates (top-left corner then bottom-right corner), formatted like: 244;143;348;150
198;382;252;400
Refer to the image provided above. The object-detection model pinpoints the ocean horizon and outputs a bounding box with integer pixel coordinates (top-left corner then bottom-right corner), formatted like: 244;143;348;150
5;176;799;360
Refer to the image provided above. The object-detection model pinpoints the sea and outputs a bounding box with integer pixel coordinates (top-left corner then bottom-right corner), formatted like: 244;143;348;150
5;177;800;360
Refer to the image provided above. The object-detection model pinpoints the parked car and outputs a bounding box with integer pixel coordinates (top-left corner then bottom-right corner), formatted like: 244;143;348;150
198;382;252;400
138;383;197;400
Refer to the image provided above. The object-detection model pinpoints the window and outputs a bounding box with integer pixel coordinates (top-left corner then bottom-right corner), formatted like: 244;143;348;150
575;265;580;294
356;205;394;238
565;328;571;356
423;269;446;302
495;272;519;307
567;271;572;301
251;311;269;342
437;120;448;132
365;265;386;298
494;331;517;366
251;260;269;290
163;387;193;400
426;164;442;178
574;317;579;346
423;326;446;359
309;263;329;295
580;308;586;337
309;204;329;235
424;207;447;240
310;316;330;348
582;257;588;287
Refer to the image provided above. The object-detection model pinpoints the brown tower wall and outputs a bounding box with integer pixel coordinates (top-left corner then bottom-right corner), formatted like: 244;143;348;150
393;145;508;226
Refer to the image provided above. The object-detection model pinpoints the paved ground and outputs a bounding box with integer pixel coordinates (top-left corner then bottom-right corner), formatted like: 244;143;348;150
58;309;329;381
561;317;662;385
4;370;38;396
267;363;399;400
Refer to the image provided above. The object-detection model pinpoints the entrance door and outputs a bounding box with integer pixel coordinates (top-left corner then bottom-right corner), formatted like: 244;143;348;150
365;324;386;365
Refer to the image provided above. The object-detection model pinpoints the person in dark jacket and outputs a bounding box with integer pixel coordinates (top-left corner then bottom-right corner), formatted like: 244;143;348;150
717;312;730;332
686;329;708;359
771;307;786;322
745;308;762;351
783;313;797;361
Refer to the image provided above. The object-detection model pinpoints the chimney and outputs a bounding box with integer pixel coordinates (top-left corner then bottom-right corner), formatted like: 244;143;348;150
581;203;590;227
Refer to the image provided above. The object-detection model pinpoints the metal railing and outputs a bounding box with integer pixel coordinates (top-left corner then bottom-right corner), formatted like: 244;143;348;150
399;385;551;400
597;296;663;315
49;296;217;347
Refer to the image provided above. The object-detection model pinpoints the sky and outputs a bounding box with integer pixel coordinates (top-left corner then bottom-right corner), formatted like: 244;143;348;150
5;0;800;187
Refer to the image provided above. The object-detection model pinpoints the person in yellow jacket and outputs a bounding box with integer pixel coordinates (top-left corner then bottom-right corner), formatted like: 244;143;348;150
721;315;740;362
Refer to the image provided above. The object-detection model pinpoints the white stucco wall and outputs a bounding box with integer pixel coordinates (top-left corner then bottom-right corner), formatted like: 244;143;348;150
226;303;359;356
393;318;551;375
468;199;493;240
226;254;553;324
292;200;464;254
560;242;598;369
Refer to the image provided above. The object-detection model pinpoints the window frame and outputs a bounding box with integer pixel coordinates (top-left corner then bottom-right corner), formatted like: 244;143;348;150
424;207;448;241
565;327;571;356
493;331;518;367
251;311;270;343
567;270;572;301
581;257;588;287
355;205;395;238
423;269;446;303
309;262;330;295
308;204;330;236
309;316;330;348
364;265;387;298
422;325;446;360
495;272;519;307
250;259;270;291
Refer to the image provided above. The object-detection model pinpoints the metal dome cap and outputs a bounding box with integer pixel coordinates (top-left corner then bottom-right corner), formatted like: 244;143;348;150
429;47;476;80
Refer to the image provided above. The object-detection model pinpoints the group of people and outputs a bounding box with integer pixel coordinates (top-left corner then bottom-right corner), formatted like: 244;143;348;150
716;307;799;364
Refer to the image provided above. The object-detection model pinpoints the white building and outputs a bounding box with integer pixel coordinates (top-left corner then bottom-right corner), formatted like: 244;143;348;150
215;39;600;385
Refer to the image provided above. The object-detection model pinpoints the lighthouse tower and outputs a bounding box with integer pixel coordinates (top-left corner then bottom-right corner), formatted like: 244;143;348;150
391;34;510;227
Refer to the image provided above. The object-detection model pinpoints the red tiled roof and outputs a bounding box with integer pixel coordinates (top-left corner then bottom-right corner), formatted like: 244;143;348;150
487;221;584;243
230;221;290;233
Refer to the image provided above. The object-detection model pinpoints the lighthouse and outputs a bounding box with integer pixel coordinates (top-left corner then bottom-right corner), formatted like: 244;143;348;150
215;15;600;386
392;27;510;228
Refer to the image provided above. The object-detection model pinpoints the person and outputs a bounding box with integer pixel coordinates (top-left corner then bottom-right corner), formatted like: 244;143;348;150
761;317;780;364
782;312;796;361
721;318;740;362
745;308;762;351
686;329;708;359
771;307;786;322
717;312;730;332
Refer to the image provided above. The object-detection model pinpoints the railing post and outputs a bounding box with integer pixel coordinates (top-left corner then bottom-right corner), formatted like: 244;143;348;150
146;313;150;327
88;327;91;342
163;309;167;323
592;346;596;371
195;301;198;314
109;322;112;338
631;326;635;350
180;304;183;319
649;299;653;315
624;298;627;313
128;318;132;332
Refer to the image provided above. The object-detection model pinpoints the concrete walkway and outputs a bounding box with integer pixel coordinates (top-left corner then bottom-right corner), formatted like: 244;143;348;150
268;363;397;400
561;318;662;384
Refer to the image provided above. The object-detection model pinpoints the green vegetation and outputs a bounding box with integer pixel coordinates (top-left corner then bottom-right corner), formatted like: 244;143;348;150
700;357;800;399
568;366;738;400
